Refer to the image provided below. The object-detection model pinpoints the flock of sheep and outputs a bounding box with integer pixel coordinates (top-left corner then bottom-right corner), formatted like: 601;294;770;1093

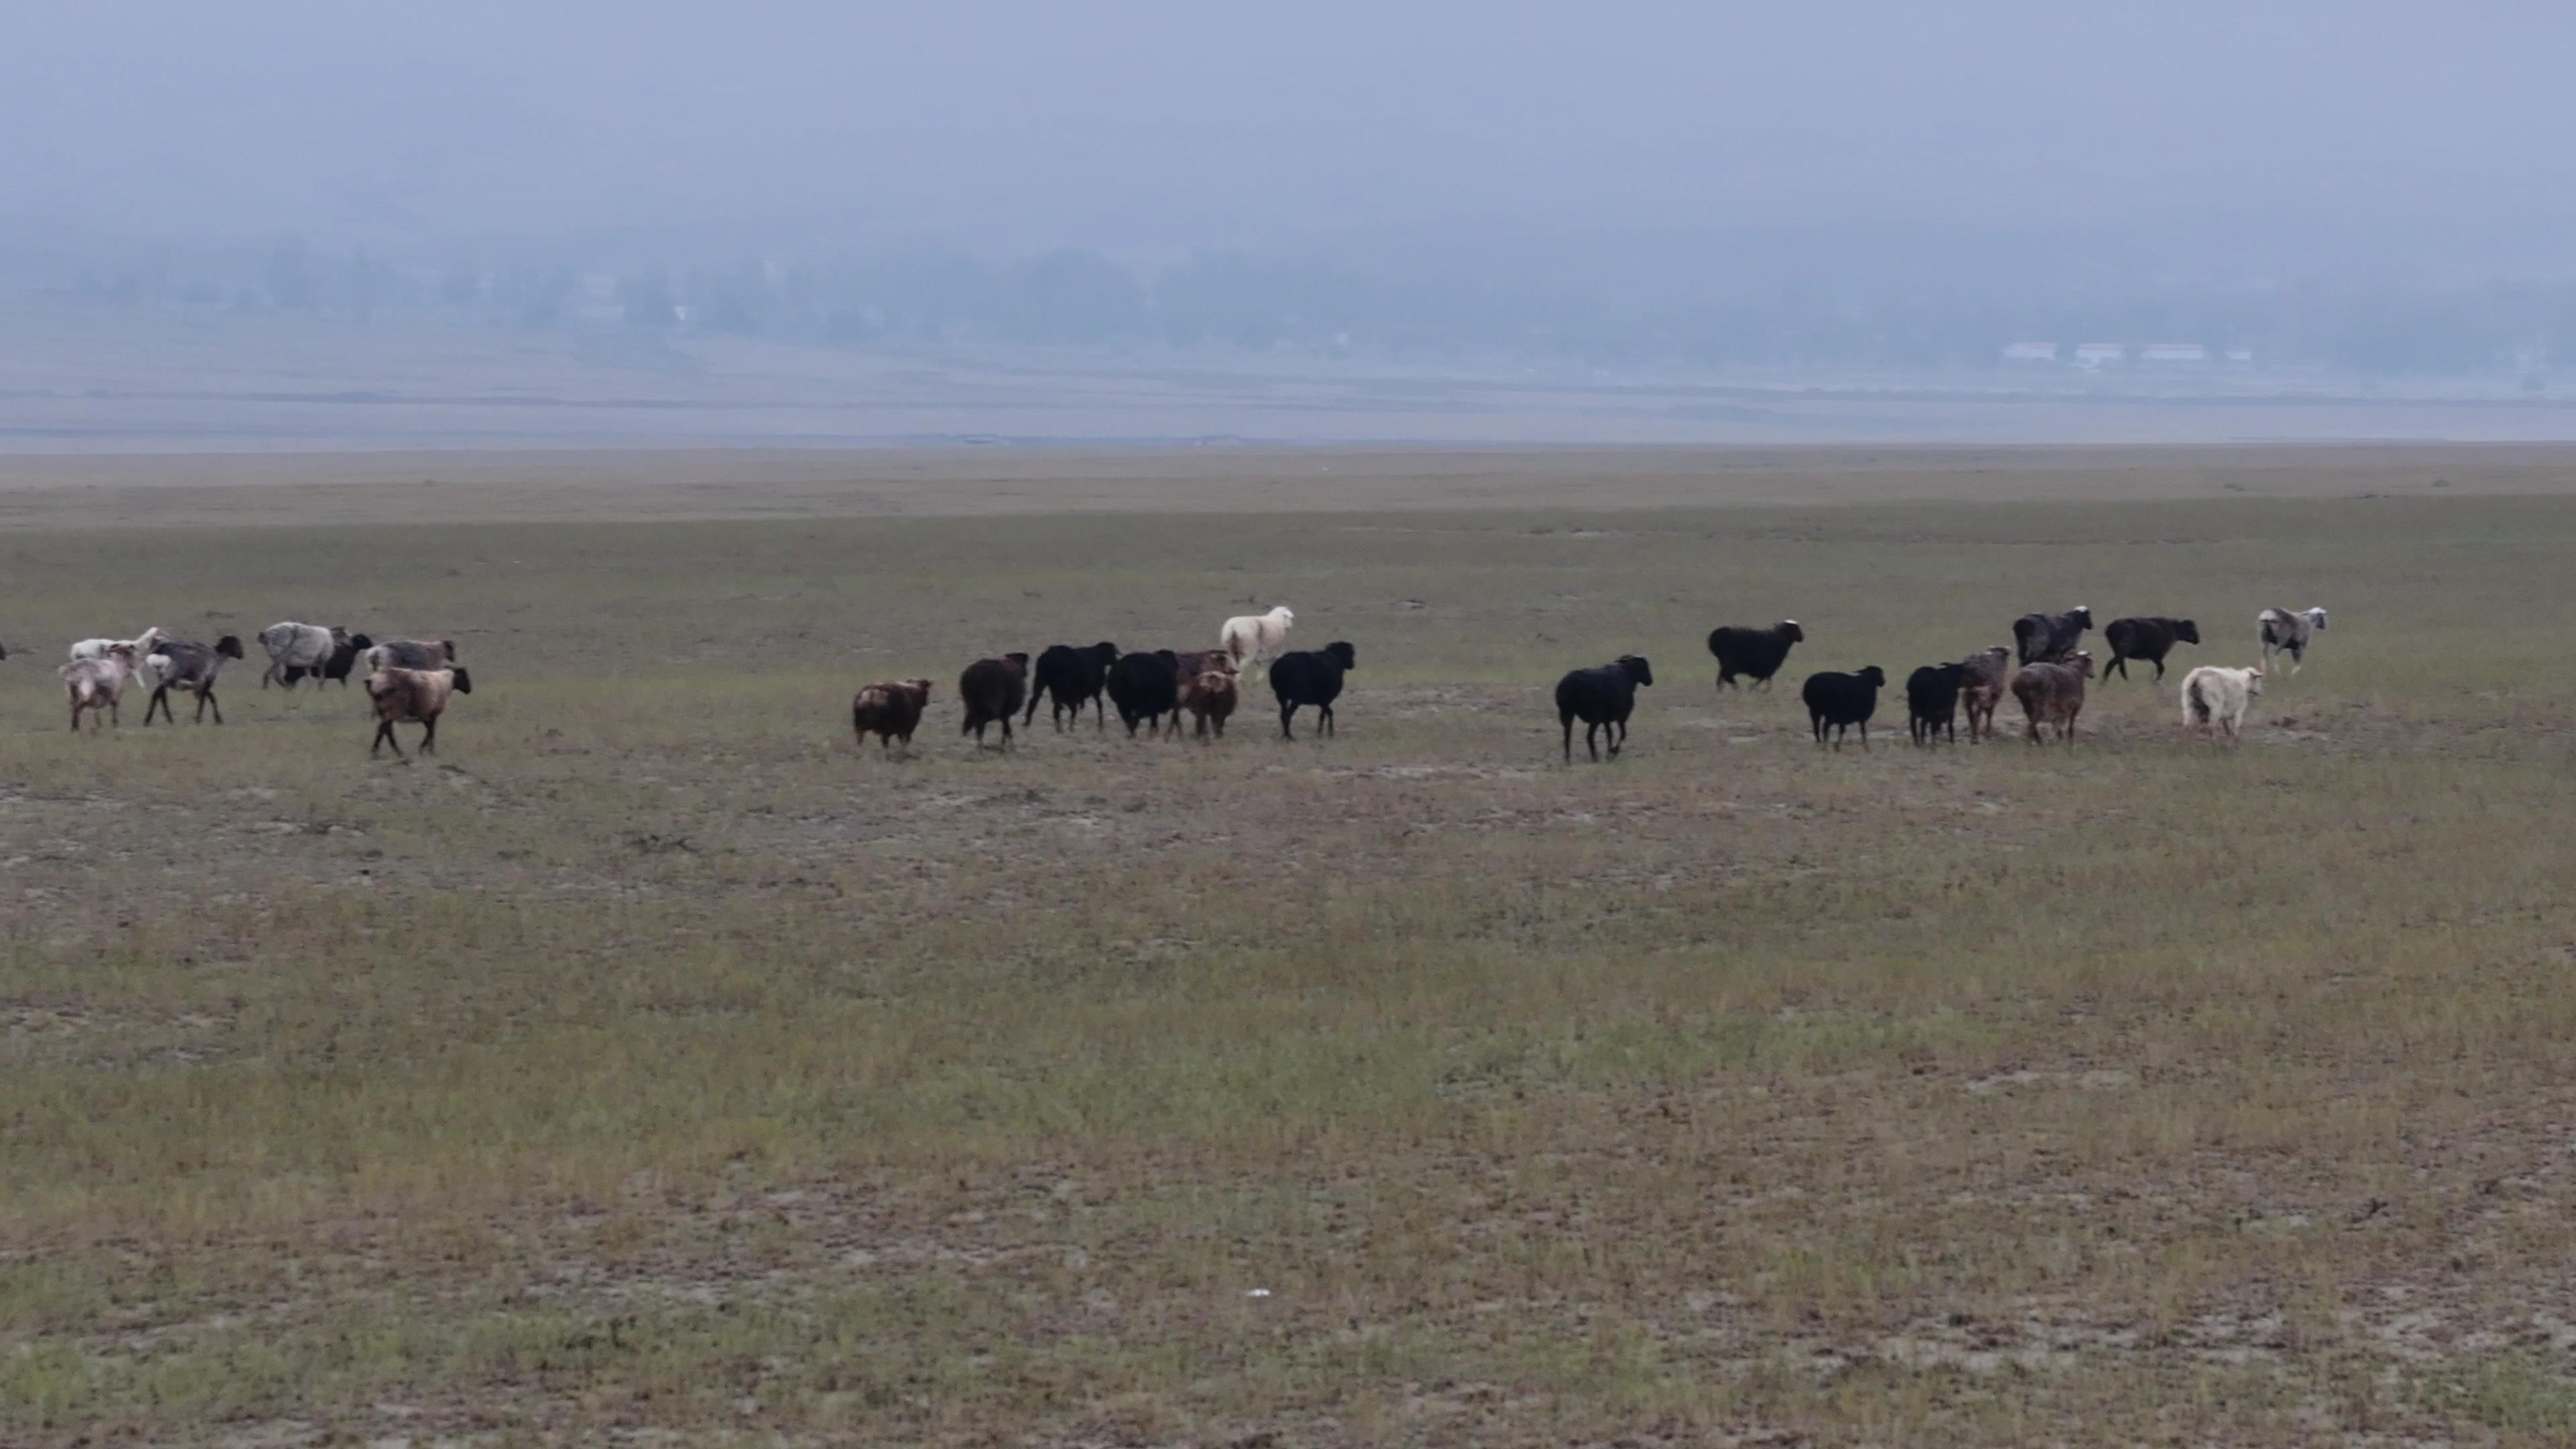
1550;602;2329;761
38;623;468;755
16;599;2330;763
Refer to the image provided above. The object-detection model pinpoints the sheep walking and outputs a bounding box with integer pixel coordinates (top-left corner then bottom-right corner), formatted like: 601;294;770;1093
142;635;246;724
1180;669;1238;739
1220;606;1294;672
2010;651;2096;745
851;679;932;753
1801;667;1887;750
1107;650;1183;738
2257;607;2329;675
70;627;164;690
2012;606;2094;665
59;644;141;732
1905;662;1964;746
1025;643;1120;731
2101;616;2199;682
1707;621;1803;691
1957;646;2012;743
366;667;472;757
261;622;368;689
2180;665;2263;743
366;639;458;673
959;653;1030;747
1270;641;1356;740
1555;655;1654;763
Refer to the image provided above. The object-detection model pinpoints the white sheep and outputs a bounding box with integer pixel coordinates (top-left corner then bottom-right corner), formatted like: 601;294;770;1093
1220;605;1295;672
2180;665;2263;743
58;643;142;732
70;627;164;690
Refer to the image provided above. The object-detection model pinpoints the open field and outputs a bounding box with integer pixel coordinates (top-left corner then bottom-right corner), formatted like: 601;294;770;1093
7;451;2576;1444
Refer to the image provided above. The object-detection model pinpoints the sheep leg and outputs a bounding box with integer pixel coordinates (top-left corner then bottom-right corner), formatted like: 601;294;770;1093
420;716;438;755
1279;703;1297;741
373;720;402;757
1322;702;1335;738
202;687;221;724
144;686;168;725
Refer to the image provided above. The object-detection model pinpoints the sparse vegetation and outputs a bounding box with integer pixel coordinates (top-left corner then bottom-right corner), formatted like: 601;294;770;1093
5;455;2575;1444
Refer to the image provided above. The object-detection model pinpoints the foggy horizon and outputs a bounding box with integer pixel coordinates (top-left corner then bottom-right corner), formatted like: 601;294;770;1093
9;4;2571;260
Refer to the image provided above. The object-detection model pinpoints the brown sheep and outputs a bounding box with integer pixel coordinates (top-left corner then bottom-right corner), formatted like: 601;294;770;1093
1180;668;1238;739
2009;650;2096;745
851;679;932;753
366;666;472;757
1957;645;2012;743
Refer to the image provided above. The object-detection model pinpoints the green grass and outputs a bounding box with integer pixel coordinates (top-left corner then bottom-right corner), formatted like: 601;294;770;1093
5;482;2576;1443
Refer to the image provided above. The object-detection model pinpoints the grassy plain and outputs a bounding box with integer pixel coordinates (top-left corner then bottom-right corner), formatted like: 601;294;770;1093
5;450;2576;1444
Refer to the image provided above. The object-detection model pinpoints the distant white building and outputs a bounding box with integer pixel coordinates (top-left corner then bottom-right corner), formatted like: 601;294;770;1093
2137;342;2209;365
2000;341;2059;364
2072;342;2127;369
2225;347;2255;366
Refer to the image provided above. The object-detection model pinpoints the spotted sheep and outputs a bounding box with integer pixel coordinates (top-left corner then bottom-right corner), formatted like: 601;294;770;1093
2257;607;2329;675
143;635;246;724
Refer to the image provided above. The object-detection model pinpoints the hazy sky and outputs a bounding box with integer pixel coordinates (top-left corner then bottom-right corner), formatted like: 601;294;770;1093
7;3;2569;264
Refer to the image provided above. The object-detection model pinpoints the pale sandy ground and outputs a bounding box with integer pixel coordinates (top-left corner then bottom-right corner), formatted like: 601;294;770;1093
0;441;2571;530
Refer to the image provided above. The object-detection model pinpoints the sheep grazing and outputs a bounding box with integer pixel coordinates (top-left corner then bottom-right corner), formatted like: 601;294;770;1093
851;678;933;753
2101;616;2199;682
366;639;458;673
2012;605;2094;665
1106;649;1183;738
1220;605;1295;672
261;622;369;689
959;653;1030;747
58;644;140;732
1270;641;1356;740
366;667;472;757
1706;620;1804;691
1555;655;1654;762
1801;666;1887;749
70;627;166;688
1024;642;1120;731
1180;669;1239;739
1957;646;2013;743
2180;665;2264;743
142;635;246;724
2258;606;2330;675
1905;662;1965;746
2010;650;2096;745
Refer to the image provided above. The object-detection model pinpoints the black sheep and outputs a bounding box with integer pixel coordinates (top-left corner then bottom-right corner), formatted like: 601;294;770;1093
1269;641;1356;740
1024;641;1121;730
1555;654;1654;762
2100;616;2198;681
958;653;1029;747
1106;649;1182;739
1904;662;1964;746
2012;606;2093;665
1802;666;1886;749
1706;620;1804;690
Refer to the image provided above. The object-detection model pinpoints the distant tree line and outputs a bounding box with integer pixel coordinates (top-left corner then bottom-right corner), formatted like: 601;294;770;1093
7;232;2572;380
